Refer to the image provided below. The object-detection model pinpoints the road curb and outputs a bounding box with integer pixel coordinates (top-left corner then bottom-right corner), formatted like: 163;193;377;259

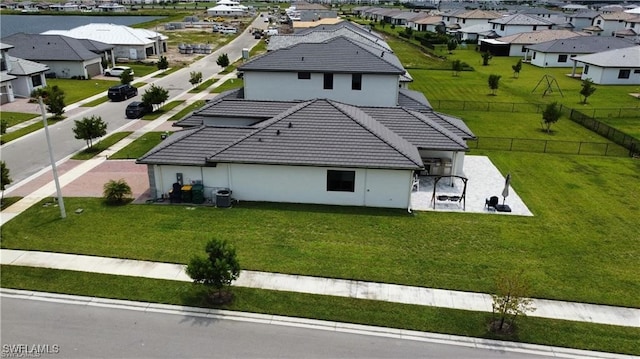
1;288;635;359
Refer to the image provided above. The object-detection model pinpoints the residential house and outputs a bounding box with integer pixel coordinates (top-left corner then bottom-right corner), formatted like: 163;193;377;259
49;2;79;11
287;1;337;22
586;12;637;36
97;3;126;12
408;15;444;32
526;36;636;67
457;23;499;42
480;29;588;57
489;14;555;37
135;26;475;210
42;24;167;61
0;43;17;104
564;10;600;31
572;46;640;84
443;9;502;36
206;4;248;17
1;33;109;78
614;15;640;39
0;42;49;103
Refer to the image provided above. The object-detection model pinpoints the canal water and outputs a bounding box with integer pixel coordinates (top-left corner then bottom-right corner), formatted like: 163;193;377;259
1;14;164;37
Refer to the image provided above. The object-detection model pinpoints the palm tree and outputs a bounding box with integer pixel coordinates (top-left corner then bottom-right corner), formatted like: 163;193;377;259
103;179;132;204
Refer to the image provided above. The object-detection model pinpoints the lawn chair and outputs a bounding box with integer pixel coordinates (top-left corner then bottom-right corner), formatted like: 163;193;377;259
485;196;499;210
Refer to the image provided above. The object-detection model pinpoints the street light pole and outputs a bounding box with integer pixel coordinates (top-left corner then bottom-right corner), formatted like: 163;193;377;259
38;96;66;219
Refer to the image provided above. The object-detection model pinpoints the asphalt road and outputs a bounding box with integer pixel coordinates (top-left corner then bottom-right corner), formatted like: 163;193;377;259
1;15;266;185
0;296;555;359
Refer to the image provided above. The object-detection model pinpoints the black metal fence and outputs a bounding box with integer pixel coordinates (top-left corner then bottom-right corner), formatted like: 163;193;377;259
468;137;630;157
431;100;545;113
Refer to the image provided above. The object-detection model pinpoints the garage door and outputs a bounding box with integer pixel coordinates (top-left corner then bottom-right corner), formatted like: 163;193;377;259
0;86;9;105
86;63;101;77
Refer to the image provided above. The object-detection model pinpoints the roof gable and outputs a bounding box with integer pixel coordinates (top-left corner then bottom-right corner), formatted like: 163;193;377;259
572;46;640;67
2;33;102;61
490;14;554;26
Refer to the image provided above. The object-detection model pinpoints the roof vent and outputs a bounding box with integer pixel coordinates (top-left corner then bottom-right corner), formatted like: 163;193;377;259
288;122;292;128
276;129;280;135
381;52;384;57
301;56;304;61
258;138;262;142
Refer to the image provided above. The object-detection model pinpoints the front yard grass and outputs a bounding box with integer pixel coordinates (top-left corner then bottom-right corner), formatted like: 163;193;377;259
1;152;638;308
188;79;215;93
141;100;184;120
2;266;639;356
211;78;243;93
0;112;38;127
109;131;169;159
46;79;118;104
0;117;64;145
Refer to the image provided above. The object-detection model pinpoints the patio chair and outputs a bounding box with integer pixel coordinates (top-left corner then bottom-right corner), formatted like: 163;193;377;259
485;196;499;210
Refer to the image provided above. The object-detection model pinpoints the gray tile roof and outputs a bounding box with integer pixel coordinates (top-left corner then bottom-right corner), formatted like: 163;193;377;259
569;10;600;19
1;33;103;61
137;126;254;165
572;46;640;67
497;29;589;44
77;38;114;52
397;88;432;111
7;55;49;75
268;27;391;52
207;99;423;169
240;36;405;75
526;36;636;53
490;14;554;25
294;21;383;40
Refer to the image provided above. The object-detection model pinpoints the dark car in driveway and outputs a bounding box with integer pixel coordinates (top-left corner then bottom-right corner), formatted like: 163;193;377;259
108;84;137;101
125;101;152;119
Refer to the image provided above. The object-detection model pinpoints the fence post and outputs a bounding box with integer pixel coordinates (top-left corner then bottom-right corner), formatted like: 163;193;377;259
543;140;548;153
463;101;466;110
509;138;513;151
578;142;582;155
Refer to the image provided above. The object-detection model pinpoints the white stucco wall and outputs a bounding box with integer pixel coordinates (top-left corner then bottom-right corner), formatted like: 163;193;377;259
243;71;399;107
580;65;640;85
152;163;414;208
43;60;89;78
530;52;576;67
492;24;551;37
10;74;46;98
508;44;528;57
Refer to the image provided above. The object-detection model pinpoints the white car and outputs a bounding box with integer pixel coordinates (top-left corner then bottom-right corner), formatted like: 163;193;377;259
104;66;134;77
219;27;237;34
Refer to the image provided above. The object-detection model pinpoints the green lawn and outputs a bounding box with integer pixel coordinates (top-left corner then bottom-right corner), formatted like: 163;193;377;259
211;78;243;93
141;100;184;120
0;117;64;145
1;151;638;308
109;132;169;159
2;266;638;355
188;79;215;93
0;112;38;127
46;79;118;104
71;132;133;160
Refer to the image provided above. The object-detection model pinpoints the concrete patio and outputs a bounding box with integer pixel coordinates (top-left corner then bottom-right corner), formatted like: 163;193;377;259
411;155;533;216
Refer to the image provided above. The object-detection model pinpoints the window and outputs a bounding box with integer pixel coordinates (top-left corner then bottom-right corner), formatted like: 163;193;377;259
327;170;355;192
558;54;568;63
596;19;601;25
584;65;589;74
618;69;631;79
500;24;505;31
533;52;536;59
31;74;43;87
634;69;640;74
351;74;362;90
298;72;310;80
323;73;333;90
533;25;537;31
521;46;526;53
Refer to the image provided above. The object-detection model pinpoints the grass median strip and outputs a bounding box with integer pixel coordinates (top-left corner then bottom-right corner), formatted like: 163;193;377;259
109;131;169;160
71;132;133;160
0;117;64;144
1;265;638;356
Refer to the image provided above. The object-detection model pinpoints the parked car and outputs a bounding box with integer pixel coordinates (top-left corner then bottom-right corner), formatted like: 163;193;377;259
219;27;237;34
107;84;137;102
104;66;134;77
125;101;152;119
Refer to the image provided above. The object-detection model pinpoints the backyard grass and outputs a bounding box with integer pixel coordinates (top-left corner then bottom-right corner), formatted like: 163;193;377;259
109;132;169;160
211;78;243;93
168;100;206;121
71;132;133;160
46;79;118;104
141;100;184;120
2;266;639;356
0;117;64;144
0;112;38;127
1;152;638;308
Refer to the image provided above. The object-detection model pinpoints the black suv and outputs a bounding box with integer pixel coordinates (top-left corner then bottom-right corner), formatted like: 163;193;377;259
125;101;152;119
108;84;137;101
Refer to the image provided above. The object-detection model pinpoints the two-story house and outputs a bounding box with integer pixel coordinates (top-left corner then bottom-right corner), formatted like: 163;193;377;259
564;10;600;31
585;12;638;36
136;23;475;210
0;42;49;104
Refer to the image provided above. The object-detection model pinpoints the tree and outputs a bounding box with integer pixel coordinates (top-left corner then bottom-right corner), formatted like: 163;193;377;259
32;85;66;119
73;115;107;150
447;38;457;54
512;59;522;78
186;239;241;303
541;101;562;133
142;84;169;112
580;78;597;104
0;119;7;135
120;69;134;85
157;55;169;70
481;51;492;66
491;271;535;334
216;53;230;68
103;179;132;205
1;161;12;205
189;71;203;88
403;26;413;38
488;74;501;95
452;60;464;77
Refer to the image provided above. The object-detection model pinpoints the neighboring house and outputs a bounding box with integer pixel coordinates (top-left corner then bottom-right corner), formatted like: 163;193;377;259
206;4;248;17
517;7;562;19
457;23;499;42
390;11;425;27
6;55;49;98
480;29;588;57
572;46;640;84
489;14;555;37
97;3;126;12
615;15;640;39
526;36;636;67
408;15;444;32
586;12;637;36
42;24;167;61
239;36;406;107
1;33;107;78
1;43;17;104
564;10;600;31
443;9;502;35
49;2;79;11
288;1;337;22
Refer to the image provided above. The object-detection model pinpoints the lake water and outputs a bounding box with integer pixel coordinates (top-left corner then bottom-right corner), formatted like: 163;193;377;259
0;14;165;37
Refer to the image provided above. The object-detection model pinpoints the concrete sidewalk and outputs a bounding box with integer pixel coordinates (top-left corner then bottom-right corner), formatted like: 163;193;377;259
1;249;638;328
